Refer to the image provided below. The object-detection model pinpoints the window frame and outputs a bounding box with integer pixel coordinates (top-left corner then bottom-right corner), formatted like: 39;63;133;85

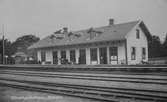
61;50;66;59
109;47;118;61
142;47;146;60
136;29;140;39
131;47;136;60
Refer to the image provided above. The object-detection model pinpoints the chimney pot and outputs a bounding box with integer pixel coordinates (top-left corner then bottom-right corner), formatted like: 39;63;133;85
109;19;114;26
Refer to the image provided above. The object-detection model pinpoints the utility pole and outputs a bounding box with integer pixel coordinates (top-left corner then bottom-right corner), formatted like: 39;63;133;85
2;24;5;64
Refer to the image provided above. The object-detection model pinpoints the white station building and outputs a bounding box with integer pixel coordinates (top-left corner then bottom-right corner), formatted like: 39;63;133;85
29;19;151;65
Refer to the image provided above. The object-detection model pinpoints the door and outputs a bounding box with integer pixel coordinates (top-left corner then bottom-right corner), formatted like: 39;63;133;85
109;47;118;65
53;51;58;64
99;47;107;64
79;49;86;64
60;50;66;64
70;50;76;64
41;51;46;62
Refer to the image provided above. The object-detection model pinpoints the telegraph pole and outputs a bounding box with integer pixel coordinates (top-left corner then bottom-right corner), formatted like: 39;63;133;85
2;24;5;64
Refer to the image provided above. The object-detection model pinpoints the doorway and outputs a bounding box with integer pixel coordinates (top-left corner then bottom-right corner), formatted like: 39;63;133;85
70;50;76;64
52;51;58;64
60;50;66;64
109;47;118;65
79;49;86;64
99;47;108;64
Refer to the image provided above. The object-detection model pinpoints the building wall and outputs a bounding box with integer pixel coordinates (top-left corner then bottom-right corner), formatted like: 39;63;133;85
36;41;126;65
118;42;126;64
86;48;91;65
126;24;148;65
37;50;41;62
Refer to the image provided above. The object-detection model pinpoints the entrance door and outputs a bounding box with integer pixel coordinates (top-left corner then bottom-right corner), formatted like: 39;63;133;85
109;47;118;65
53;51;58;64
60;50;66;64
99;47;108;64
70;50;76;64
79;49;86;64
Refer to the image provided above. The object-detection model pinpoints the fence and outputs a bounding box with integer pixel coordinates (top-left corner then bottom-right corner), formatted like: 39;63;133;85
148;57;167;64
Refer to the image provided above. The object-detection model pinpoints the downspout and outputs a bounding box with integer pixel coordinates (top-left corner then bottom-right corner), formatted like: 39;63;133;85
125;39;128;65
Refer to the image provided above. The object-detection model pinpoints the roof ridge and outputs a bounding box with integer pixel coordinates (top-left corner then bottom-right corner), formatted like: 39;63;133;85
73;20;140;33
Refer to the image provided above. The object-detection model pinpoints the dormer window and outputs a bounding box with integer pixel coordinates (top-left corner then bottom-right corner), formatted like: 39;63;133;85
136;29;140;39
87;28;102;40
90;32;97;39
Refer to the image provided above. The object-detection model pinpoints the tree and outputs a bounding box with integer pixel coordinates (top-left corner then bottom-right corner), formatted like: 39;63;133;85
148;35;164;58
11;34;40;55
0;38;12;64
0;39;12;55
162;33;167;56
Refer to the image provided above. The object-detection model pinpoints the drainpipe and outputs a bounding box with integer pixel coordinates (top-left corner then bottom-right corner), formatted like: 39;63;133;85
125;40;128;65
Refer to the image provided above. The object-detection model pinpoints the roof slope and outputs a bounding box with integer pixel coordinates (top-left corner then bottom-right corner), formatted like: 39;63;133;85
29;20;139;49
12;52;27;57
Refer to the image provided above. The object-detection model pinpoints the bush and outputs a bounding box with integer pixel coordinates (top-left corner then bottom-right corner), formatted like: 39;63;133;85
24;60;39;64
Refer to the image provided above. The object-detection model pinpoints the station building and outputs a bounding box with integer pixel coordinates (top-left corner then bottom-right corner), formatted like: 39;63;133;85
29;19;151;65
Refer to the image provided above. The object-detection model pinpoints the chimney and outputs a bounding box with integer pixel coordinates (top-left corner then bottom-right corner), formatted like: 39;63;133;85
63;27;68;34
109;19;114;26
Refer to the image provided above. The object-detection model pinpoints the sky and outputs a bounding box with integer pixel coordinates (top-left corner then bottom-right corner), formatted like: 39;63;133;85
0;0;167;42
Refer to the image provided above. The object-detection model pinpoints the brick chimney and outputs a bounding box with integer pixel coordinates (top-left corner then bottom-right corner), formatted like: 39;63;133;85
63;27;68;34
109;19;114;26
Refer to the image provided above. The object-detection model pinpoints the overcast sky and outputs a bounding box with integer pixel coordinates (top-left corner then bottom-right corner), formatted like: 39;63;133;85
0;0;167;41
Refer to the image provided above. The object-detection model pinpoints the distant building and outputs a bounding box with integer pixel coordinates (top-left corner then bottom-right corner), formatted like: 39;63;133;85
12;51;28;64
29;19;151;65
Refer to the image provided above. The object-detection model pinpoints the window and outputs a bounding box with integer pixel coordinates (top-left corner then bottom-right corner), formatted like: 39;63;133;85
142;48;146;60
131;47;136;60
136;29;140;39
53;51;58;64
90;32;97;39
41;51;46;62
90;48;97;61
109;47;118;61
70;50;76;63
61;50;66;59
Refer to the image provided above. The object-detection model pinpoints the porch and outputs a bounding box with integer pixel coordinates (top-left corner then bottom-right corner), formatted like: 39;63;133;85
38;40;127;65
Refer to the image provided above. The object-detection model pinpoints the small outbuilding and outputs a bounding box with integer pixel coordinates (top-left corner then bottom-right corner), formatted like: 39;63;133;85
12;51;28;64
29;19;151;65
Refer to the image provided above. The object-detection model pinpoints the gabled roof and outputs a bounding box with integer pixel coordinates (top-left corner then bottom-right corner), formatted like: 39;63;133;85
29;20;148;49
12;52;27;57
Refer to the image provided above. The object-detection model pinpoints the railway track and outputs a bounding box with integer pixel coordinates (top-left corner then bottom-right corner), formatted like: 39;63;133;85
0;78;117;102
1;64;167;75
0;69;167;102
0;78;167;102
1;70;167;85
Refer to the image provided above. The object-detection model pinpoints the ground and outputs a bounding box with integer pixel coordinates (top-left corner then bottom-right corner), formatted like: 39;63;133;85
0;86;100;102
